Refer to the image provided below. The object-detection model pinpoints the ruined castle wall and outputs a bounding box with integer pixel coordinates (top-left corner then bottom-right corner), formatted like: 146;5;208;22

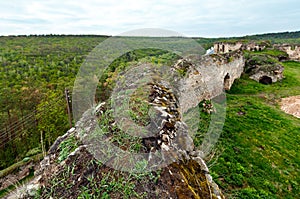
178;51;245;113
244;43;266;51
214;42;243;54
274;44;300;61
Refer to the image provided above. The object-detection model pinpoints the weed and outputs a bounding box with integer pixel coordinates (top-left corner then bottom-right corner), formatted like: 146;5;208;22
57;135;78;163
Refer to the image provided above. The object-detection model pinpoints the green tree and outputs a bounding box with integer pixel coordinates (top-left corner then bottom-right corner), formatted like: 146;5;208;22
37;91;69;150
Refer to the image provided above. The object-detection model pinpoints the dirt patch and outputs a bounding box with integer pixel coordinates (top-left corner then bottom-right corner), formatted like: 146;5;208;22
280;96;300;118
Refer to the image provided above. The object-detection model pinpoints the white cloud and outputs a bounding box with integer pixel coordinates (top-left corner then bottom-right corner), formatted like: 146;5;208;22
0;0;299;37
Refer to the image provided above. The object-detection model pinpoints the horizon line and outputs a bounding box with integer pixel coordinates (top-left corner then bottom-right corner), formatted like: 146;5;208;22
0;30;299;39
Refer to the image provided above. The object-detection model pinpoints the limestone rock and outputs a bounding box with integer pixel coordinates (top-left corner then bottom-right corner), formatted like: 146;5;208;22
280;95;300;118
274;44;300;61
245;54;284;84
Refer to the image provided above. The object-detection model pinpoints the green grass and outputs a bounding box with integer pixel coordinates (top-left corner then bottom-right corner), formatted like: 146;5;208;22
129;86;151;127
57;135;79;163
206;61;300;198
77;171;139;199
95;106;143;153
249;49;288;58
228;61;300;97
38;158;157;199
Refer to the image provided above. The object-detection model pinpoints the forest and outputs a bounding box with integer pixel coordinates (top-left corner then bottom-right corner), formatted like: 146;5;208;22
0;35;107;169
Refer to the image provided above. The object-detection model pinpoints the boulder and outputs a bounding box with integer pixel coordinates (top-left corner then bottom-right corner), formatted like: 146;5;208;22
245;54;284;84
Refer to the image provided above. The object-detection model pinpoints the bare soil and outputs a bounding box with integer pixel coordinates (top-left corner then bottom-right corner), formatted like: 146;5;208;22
280;95;300;118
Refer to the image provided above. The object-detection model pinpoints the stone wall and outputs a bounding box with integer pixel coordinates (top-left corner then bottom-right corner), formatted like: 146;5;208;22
274;44;300;61
214;42;243;54
178;51;245;113
244;42;266;51
214;42;269;54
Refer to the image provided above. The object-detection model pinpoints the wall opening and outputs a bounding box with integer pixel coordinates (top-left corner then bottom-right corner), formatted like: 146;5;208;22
259;76;272;84
291;45;295;50
278;56;287;62
224;73;231;90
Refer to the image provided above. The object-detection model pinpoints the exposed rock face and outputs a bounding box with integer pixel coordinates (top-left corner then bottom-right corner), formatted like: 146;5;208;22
248;67;283;84
147;82;184;150
245;54;284;84
280;96;300;118
274;44;300;61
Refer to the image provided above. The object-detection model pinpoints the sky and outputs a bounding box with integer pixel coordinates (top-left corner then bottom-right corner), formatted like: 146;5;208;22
0;0;300;37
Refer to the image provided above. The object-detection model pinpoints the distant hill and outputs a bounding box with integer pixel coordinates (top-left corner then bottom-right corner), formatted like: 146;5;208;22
194;30;300;49
242;30;300;40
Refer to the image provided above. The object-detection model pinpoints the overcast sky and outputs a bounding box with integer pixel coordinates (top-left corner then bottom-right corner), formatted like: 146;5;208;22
1;0;299;37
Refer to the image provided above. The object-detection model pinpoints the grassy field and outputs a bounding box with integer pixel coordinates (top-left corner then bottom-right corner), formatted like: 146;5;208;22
208;61;300;198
